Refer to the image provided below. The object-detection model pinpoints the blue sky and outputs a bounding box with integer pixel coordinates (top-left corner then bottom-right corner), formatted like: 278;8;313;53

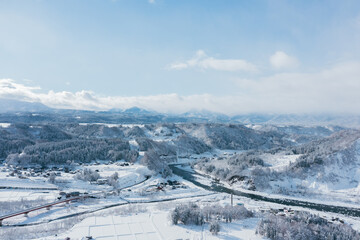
0;0;360;114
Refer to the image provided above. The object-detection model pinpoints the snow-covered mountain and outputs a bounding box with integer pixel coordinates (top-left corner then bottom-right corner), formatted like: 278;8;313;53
232;113;360;128
1;98;360;127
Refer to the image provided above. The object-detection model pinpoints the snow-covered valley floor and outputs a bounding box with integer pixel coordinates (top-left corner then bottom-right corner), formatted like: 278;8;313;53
2;151;360;239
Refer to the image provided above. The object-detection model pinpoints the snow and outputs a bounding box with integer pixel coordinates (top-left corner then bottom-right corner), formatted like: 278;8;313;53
2;163;360;239
0;189;57;202
2;122;360;239
176;149;240;164
257;139;360;205
79;123;146;128
53;208;265;240
0;178;57;189
129;139;139;150
143;126;182;142
260;153;301;170
120;124;145;128
0;123;11;128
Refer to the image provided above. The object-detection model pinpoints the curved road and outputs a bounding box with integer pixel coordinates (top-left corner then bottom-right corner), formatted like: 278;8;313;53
169;164;360;218
0;174;216;227
4;192;216;227
0;176;150;226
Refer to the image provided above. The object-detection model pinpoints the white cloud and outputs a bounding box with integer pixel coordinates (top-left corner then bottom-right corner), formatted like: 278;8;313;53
0;79;218;113
269;51;299;69
233;61;360;113
169;62;188;70
169;50;258;72
1;61;360;115
148;0;155;3
0;79;42;102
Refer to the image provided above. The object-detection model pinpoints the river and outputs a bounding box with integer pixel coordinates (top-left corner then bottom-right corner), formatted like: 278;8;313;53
170;164;360;217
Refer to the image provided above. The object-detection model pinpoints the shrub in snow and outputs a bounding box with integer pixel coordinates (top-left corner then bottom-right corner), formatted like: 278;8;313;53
170;203;253;226
171;203;204;226
76;168;100;182
48;172;56;183
209;221;220;235
256;211;360;240
107;172;119;188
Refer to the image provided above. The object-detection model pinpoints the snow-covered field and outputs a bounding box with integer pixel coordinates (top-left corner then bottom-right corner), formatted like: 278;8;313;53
53;209;263;240
0;189;57;202
260;153;301;171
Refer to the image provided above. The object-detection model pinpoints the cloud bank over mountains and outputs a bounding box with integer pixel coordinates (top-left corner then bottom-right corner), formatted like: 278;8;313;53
1;60;360;115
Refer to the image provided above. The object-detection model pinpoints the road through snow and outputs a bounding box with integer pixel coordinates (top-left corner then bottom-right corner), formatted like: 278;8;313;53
170;164;360;218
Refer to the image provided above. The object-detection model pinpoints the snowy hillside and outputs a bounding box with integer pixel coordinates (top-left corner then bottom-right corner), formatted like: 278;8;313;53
194;129;360;204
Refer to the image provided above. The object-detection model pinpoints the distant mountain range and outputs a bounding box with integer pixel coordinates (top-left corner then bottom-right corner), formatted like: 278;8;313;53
0;98;359;127
0;98;51;113
108;107;155;115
